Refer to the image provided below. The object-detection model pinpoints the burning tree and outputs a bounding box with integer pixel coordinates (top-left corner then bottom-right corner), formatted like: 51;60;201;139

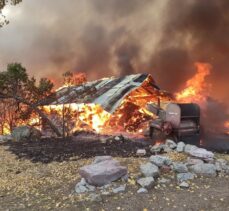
0;63;62;136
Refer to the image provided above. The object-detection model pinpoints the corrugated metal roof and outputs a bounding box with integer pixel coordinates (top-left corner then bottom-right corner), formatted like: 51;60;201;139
44;73;162;113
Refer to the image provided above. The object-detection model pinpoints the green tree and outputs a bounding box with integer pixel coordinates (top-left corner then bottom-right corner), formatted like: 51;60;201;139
0;0;22;27
0;63;62;136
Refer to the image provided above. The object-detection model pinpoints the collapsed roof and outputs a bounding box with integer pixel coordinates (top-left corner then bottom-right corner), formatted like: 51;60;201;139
42;74;172;113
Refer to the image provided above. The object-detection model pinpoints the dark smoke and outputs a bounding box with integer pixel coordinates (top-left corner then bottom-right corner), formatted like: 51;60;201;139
115;42;140;76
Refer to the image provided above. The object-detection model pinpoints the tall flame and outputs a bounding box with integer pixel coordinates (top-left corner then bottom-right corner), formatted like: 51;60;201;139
175;62;211;104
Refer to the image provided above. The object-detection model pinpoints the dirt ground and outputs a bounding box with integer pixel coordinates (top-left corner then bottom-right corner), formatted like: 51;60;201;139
0;138;229;211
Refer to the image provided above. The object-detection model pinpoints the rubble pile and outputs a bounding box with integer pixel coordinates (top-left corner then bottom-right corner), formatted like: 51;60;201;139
75;141;229;200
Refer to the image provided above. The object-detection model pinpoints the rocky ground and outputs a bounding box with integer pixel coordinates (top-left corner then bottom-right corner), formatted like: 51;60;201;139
0;137;229;211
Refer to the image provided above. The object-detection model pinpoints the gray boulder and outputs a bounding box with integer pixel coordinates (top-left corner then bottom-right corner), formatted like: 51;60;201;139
177;172;195;182
176;142;185;152
173;162;188;173
137;177;155;189
80;159;127;186
165;139;177;149
149;155;172;167
188;148;214;160
184;144;198;153
12;126;41;142
189;163;217;177
140;162;160;178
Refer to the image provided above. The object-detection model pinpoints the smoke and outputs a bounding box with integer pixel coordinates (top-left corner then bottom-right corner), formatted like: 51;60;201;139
0;0;228;102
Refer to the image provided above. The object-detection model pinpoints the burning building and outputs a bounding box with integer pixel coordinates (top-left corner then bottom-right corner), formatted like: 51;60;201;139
39;73;173;137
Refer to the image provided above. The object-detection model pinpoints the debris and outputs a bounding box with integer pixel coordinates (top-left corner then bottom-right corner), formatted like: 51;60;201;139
136;149;146;156
149;155;171;167
173;162;188;173
137;177;155;189
137;188;148;193
80;159;127;186
189;163;217;177
176;142;185;152
140;162;159;178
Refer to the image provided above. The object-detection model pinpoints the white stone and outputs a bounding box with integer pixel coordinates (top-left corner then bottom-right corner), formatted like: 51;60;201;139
136;149;146;156
137;188;148;193
176;142;185;152
179;181;189;188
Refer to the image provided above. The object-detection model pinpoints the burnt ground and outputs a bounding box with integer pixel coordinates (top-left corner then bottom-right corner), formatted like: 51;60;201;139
0;137;229;211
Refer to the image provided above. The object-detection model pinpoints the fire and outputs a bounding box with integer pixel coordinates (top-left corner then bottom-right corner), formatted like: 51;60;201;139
176;63;211;104
225;121;229;135
40;75;172;136
42;103;111;133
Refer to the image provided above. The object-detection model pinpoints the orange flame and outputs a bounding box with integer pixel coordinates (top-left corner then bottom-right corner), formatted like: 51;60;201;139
225;121;229;135
176;62;211;104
